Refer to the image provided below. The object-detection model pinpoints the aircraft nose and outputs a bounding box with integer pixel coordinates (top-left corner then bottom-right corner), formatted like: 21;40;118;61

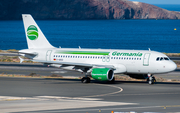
168;61;177;72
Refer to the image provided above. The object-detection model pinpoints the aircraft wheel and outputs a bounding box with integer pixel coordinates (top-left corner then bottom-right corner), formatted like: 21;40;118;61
147;76;156;85
148;79;153;85
81;77;91;83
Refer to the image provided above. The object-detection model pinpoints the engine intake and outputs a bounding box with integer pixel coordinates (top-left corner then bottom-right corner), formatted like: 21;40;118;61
91;68;114;81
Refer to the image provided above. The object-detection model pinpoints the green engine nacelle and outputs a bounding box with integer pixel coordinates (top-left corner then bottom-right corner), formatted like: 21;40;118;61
91;68;114;81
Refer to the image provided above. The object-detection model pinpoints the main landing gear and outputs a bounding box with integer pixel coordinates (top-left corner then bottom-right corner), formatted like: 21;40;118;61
81;76;91;83
147;74;156;85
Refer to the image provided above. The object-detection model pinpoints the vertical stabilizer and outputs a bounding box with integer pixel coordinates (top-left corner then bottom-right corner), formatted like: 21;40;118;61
22;14;54;49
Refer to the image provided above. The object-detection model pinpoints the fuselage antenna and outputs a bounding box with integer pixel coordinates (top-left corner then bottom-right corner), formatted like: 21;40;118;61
148;48;151;51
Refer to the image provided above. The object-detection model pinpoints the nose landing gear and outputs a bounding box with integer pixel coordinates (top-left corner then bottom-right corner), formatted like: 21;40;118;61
147;74;156;85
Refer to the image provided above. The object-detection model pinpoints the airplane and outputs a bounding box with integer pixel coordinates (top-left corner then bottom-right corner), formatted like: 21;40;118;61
19;14;177;85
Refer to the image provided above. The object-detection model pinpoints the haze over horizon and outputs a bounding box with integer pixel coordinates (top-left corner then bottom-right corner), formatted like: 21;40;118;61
129;0;180;4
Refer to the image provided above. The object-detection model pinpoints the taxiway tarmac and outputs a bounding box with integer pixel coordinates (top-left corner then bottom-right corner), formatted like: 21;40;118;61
0;62;180;112
0;77;180;112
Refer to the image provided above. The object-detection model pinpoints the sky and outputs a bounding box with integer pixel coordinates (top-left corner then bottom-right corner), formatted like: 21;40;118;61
129;0;180;4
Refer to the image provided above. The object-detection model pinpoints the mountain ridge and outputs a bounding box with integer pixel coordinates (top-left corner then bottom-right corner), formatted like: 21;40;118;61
0;0;180;20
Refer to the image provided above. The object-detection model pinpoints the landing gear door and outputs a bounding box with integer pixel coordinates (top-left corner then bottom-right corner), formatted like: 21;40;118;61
46;50;52;61
143;53;150;66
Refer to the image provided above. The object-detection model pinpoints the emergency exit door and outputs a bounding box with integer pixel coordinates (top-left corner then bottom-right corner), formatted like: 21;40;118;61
46;50;52;61
143;53;150;66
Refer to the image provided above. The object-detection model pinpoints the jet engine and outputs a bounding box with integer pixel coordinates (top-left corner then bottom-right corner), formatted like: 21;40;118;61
91;68;114;81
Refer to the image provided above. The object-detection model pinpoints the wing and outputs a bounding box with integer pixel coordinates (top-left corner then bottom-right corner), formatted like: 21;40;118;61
33;60;115;69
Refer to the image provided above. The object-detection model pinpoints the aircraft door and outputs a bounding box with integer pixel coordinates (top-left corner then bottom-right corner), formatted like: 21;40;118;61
46;50;52;61
143;53;150;66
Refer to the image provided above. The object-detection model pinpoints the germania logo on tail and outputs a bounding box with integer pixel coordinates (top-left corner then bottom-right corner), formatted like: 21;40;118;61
19;14;177;85
27;25;38;40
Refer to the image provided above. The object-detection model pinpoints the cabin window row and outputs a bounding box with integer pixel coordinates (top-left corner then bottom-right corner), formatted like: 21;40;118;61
111;57;141;60
54;55;141;60
54;55;103;59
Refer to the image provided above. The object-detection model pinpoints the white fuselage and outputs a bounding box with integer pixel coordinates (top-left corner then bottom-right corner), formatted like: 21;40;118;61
20;48;177;74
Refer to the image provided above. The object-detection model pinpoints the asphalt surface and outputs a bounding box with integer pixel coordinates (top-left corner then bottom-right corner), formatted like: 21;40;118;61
0;62;81;77
0;62;180;112
0;77;180;112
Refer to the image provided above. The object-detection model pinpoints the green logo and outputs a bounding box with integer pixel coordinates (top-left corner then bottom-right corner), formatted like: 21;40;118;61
27;25;38;40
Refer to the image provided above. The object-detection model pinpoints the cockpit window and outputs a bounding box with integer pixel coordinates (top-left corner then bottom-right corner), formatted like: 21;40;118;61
156;57;170;61
160;57;164;61
156;57;160;61
164;57;169;60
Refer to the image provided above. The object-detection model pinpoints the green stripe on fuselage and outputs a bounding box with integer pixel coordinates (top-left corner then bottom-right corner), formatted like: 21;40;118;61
55;51;110;55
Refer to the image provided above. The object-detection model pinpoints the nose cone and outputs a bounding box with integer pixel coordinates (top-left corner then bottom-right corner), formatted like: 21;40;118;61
167;61;177;72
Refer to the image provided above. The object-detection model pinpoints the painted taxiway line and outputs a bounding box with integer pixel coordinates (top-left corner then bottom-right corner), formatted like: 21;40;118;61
0;96;102;101
81;84;123;98
0;96;137;113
